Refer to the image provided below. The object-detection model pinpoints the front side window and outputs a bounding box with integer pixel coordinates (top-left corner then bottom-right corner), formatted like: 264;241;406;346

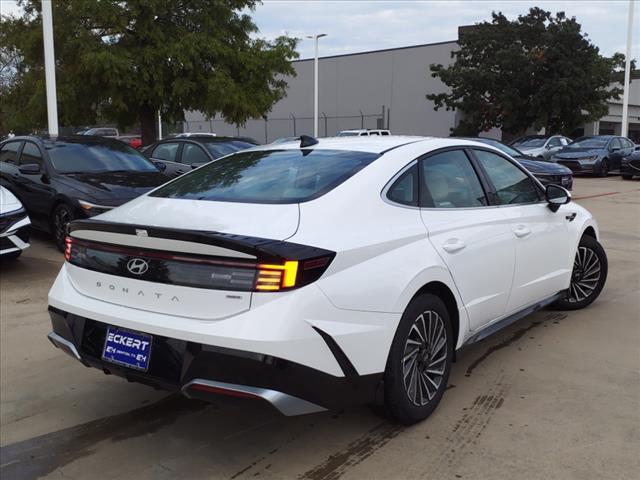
420;150;487;208
386;165;418;206
547;137;562;147
609;138;622;151
20;142;43;166
48;142;157;173
473;149;541;205
151;149;378;204
0;141;22;164
151;142;180;162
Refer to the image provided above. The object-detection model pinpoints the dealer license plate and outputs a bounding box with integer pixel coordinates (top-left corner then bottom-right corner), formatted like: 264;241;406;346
102;326;152;371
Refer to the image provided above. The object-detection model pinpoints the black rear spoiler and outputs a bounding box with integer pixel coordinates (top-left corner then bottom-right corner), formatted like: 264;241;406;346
69;219;334;264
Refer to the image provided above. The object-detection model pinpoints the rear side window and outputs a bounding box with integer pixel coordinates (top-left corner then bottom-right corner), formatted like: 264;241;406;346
473;149;541;205
0;141;22;164
387;165;418;206
420;150;487;208
151;149;378;204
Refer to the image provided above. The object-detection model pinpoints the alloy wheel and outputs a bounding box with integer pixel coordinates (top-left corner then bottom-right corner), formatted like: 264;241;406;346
567;246;601;303
402;310;447;407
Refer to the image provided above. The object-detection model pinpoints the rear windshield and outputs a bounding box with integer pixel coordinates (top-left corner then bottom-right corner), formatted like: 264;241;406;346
150;149;378;204
203;140;256;158
48;142;158;173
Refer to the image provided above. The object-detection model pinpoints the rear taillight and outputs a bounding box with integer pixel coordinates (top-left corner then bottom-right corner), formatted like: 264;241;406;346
65;237;334;293
256;261;299;291
64;236;73;261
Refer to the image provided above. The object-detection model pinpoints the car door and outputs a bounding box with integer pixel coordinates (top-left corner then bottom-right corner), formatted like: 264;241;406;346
15;141;57;226
607;138;623;171
471;148;572;313
149;141;185;177
419;148;516;331
181;142;212;170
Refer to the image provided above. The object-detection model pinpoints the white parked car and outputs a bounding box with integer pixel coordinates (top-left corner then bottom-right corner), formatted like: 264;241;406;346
337;129;391;137
47;136;607;424
513;135;572;160
0;186;31;259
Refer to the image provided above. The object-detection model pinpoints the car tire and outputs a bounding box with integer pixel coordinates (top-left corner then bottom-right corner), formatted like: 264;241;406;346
553;235;608;311
597;159;609;177
52;203;75;252
382;293;453;425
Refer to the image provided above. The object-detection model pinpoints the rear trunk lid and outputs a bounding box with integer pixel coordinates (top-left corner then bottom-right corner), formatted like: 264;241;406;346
65;197;300;320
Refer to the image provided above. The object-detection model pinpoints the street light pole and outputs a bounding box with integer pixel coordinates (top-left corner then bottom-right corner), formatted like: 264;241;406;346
307;34;327;137
42;0;59;137
621;0;635;138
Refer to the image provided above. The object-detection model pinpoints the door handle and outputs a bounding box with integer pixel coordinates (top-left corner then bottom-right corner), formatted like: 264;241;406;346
513;225;532;238
442;239;466;253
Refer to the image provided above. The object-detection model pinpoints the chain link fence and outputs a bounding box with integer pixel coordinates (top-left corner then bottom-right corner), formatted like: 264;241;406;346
183;107;389;143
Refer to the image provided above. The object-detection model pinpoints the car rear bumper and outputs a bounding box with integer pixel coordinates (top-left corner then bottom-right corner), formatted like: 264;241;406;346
47;307;382;415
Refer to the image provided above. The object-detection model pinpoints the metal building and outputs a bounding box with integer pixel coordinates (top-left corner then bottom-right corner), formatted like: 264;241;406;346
183;38;640;143
183;40;461;143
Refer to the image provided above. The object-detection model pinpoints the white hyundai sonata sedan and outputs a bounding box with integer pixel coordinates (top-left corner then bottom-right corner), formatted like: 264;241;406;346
47;136;607;424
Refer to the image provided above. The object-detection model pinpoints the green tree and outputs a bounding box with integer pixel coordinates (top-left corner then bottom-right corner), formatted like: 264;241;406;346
427;8;631;136
0;0;298;143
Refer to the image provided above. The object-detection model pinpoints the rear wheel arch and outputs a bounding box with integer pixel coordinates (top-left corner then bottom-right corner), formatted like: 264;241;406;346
409;281;459;355
582;226;597;240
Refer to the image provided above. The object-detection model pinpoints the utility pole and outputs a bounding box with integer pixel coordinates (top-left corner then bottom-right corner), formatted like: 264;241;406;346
42;0;59;136
621;0;635;137
307;34;327;137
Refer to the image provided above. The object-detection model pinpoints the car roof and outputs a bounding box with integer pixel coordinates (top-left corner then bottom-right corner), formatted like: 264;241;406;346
159;136;255;144
250;135;506;155
2;135;126;148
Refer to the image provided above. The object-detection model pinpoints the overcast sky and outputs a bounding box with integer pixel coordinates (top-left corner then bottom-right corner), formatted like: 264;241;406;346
1;0;636;60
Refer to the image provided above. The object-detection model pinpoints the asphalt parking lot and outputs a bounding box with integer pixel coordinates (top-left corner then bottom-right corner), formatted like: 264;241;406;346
1;176;639;480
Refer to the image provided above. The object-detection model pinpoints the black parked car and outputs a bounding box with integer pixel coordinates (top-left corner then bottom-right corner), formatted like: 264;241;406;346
0;136;170;251
551;135;635;177
142;135;258;177
458;137;574;190
621;146;640;180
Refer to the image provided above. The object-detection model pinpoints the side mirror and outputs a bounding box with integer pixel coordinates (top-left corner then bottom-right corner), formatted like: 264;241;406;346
190;162;205;169
18;163;41;175
153;161;166;171
610;146;621;152
546;184;571;212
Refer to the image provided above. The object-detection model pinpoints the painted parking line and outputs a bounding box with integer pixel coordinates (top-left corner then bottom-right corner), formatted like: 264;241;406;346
573;191;621;200
574;187;640;200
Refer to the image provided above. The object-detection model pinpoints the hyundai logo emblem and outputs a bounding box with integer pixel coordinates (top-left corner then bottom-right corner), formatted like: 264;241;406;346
126;258;149;275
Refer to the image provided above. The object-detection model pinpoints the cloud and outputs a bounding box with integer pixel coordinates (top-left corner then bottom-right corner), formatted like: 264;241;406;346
252;0;636;59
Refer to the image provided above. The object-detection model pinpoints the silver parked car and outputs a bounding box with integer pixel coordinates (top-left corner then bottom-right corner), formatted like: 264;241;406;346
512;135;572;160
